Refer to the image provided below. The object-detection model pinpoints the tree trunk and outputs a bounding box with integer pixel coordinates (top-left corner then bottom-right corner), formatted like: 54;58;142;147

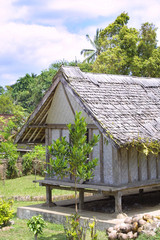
34;233;38;240
75;176;78;213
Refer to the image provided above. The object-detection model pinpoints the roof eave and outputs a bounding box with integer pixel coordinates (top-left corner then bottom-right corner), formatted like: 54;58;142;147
14;70;61;143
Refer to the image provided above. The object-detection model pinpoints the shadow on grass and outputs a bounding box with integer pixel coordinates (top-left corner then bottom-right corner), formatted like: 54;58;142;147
13;213;17;218
39;233;65;240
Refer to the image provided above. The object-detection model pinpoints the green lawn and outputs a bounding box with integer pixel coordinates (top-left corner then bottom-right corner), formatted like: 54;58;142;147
0;175;73;198
0;176;159;239
1;200;159;240
0;216;65;240
0;201;106;240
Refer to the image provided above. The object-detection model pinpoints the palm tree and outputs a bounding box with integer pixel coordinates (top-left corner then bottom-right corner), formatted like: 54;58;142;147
81;28;101;63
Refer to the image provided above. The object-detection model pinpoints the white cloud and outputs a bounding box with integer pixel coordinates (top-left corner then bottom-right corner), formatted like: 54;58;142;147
46;0;160;22
1;0;160;87
0;22;91;84
46;0;127;18
0;73;20;86
0;0;29;24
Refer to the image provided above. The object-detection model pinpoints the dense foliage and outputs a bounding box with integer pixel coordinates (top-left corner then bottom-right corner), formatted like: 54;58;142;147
11;69;56;113
0;105;26;178
22;145;45;176
27;215;45;240
0;198;13;227
48;112;99;212
64;213;98;240
92;12;160;77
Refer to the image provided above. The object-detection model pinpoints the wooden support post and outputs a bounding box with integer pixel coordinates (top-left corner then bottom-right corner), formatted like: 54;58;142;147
114;191;122;213
46;186;52;207
139;189;144;202
79;189;84;210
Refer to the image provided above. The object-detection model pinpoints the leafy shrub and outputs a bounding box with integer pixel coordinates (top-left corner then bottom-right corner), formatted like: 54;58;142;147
89;220;98;240
22;153;33;175
64;213;88;240
64;213;98;240
0;141;19;179
27;215;45;240
0;198;14;227
22;145;45;176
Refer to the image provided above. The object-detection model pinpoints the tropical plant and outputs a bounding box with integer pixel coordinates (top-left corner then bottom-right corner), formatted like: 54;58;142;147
89;219;98;240
0;198;13;227
47;112;99;213
22;145;45;176
0;105;26;179
81;28;101;63
64;213;88;240
92;12;159;77
0;141;19;179
11;69;57;113
27;215;45;240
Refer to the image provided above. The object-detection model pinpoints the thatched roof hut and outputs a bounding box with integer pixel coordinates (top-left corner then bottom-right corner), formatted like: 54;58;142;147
15;66;160;212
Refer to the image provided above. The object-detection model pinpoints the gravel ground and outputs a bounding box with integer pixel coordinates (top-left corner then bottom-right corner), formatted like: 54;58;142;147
69;191;160;214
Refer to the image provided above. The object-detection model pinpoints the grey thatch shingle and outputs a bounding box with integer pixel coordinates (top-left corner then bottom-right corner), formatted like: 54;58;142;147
15;66;160;146
61;66;160;145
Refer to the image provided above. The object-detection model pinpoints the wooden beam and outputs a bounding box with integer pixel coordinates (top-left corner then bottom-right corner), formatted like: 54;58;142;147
29;124;46;128
15;77;59;143
79;189;84;210
127;149;131;183
34;97;53;124
156;155;158;179
39;109;50;125
46;186;53;206
100;133;104;183
89;129;93;162
27;109;49;142
60;129;62;139
114;191;122;213
29;123;98;129
45;128;49;178
62;84;75;116
21;128;32;142
40;135;45;142
147;155;150;180
48;128;52;145
36;179;116;192
32;128;43;142
28;128;38;142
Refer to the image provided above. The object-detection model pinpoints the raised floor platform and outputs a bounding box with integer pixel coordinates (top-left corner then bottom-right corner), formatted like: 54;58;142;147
35;179;160;213
17;194;160;231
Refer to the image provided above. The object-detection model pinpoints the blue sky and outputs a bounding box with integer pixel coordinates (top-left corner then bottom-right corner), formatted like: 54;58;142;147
1;0;160;87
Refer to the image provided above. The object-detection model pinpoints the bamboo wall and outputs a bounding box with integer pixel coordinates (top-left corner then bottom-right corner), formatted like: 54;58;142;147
44;82;160;187
46;127;114;185
118;147;160;185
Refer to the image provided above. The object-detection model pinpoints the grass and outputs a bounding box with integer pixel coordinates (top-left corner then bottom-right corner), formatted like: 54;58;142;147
0;201;106;240
0;200;65;240
0;215;65;240
0;201;159;240
0;175;73;198
0;176;159;239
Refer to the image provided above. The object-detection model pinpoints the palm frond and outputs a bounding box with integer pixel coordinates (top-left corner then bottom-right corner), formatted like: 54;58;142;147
81;49;95;55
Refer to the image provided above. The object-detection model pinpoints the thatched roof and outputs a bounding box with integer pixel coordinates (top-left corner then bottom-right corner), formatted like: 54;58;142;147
15;66;160;146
